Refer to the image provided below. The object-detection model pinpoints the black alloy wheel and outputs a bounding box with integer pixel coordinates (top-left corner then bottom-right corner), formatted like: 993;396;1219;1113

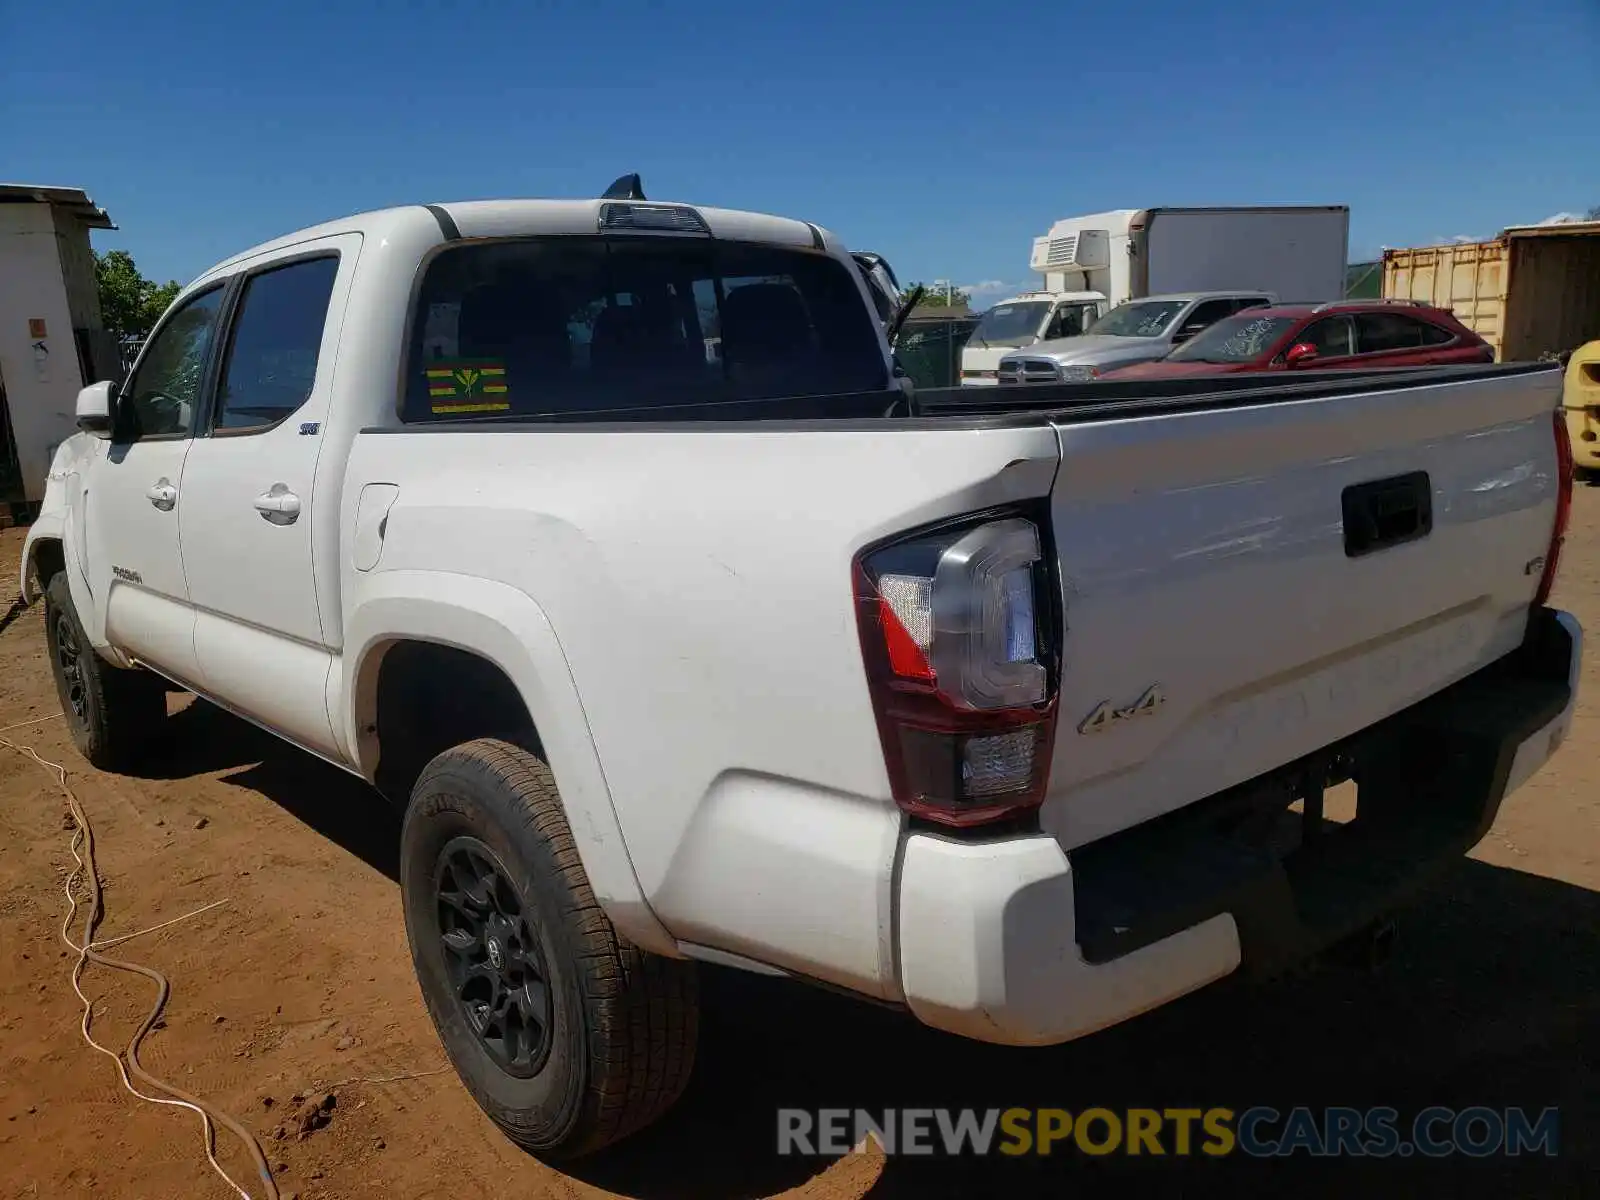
434;836;554;1078
52;609;88;724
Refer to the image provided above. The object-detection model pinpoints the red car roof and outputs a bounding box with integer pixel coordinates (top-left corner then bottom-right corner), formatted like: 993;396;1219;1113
1244;301;1458;321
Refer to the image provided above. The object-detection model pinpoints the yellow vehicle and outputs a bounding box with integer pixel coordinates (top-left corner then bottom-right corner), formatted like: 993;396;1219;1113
1564;339;1600;472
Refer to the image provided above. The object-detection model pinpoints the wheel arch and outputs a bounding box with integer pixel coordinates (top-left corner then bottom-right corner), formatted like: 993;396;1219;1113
22;509;119;653
344;570;677;957
22;530;65;603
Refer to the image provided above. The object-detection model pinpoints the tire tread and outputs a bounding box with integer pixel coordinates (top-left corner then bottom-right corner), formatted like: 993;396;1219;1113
43;572;166;771
409;737;697;1158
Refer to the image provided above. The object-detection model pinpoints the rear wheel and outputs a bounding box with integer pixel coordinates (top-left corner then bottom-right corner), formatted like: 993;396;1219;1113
400;738;698;1159
42;572;167;770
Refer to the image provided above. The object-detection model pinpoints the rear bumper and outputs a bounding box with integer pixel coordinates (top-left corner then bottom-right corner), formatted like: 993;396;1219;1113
896;606;1582;1046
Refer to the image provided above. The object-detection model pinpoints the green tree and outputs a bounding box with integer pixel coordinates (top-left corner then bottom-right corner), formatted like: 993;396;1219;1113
94;249;181;342
904;281;971;308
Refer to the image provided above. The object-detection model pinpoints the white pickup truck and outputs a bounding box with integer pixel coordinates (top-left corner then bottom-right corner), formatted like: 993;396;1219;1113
22;181;1583;1160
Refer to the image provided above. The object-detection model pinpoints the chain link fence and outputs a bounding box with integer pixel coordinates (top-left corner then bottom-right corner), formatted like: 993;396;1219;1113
895;315;980;389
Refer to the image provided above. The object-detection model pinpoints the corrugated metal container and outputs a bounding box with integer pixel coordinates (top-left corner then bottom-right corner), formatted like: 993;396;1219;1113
1382;222;1600;361
1383;239;1507;351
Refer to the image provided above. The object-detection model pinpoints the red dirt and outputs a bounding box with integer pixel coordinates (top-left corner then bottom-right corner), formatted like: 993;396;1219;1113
1;491;1596;1198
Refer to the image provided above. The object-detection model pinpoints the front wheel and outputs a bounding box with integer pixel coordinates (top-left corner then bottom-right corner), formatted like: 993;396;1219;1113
400;738;698;1159
42;572;168;771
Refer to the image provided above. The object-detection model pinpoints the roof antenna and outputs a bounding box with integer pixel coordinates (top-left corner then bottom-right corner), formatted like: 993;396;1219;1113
602;173;646;201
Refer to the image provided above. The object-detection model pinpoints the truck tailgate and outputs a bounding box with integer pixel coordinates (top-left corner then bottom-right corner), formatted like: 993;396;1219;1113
1042;367;1563;850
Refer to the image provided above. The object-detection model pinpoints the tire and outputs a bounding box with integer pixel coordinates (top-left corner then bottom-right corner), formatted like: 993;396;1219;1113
42;571;168;771
400;738;698;1160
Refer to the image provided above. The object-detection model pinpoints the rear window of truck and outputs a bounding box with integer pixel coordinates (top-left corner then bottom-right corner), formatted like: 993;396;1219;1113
402;237;889;421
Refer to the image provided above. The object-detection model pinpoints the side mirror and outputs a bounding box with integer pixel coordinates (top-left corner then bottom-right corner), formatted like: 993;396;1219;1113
1171;321;1207;344
1284;342;1319;368
76;380;116;434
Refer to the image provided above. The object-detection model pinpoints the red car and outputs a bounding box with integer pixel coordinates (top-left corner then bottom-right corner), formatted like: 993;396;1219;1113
1102;300;1494;379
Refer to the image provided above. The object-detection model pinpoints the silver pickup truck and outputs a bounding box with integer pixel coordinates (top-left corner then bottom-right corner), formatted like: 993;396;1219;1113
997;291;1275;383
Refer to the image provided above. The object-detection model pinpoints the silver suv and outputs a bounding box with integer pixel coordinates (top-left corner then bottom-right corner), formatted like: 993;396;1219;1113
997;291;1276;383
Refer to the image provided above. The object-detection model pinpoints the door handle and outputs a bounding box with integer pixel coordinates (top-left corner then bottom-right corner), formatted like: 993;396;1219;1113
146;480;177;510
254;485;302;525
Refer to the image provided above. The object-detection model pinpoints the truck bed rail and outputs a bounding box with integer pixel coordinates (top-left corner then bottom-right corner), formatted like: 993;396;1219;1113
358;362;1560;433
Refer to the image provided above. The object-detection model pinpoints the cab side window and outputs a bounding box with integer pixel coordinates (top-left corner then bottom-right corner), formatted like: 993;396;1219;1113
1045;306;1088;339
213;256;340;433
119;286;226;441
1184;299;1239;330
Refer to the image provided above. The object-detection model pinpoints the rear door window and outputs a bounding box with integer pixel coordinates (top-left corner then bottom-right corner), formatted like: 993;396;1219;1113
403;237;887;421
1356;312;1438;354
213;256;340;433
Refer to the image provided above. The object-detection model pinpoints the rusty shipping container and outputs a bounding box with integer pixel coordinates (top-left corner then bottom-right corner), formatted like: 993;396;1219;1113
1381;221;1600;362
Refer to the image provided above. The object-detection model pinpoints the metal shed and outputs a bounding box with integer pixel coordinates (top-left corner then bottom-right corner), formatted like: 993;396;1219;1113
0;184;118;512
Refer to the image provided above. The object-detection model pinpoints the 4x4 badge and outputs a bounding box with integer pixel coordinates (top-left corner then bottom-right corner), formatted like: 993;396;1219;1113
1078;685;1165;734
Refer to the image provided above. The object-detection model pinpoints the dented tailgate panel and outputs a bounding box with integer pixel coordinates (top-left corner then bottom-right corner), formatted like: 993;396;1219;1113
1043;368;1562;851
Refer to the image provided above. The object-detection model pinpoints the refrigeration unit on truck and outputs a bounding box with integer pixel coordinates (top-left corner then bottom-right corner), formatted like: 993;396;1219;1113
961;205;1351;384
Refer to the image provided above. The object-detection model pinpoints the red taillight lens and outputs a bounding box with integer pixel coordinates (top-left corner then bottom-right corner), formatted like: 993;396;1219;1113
1535;407;1573;607
853;515;1058;828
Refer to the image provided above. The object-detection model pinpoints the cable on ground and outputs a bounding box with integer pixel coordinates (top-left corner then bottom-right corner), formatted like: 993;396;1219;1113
0;730;279;1200
1;595;451;1193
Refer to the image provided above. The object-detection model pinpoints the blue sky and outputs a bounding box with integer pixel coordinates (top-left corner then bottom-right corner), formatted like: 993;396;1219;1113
4;0;1596;308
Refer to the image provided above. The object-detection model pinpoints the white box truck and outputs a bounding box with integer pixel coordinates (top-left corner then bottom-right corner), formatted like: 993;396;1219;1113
960;206;1351;384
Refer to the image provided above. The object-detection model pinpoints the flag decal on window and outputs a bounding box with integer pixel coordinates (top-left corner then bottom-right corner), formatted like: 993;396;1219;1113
425;359;510;413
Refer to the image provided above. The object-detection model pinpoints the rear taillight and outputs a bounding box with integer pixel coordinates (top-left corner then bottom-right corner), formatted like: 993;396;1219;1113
1534;407;1573;607
853;514;1058;828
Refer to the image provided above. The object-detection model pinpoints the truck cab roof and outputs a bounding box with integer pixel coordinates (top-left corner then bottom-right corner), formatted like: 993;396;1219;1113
193;198;839;291
1001;290;1104;302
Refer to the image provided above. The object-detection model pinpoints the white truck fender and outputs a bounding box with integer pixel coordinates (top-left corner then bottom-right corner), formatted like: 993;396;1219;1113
20;510;66;604
20;501;128;662
342;569;679;958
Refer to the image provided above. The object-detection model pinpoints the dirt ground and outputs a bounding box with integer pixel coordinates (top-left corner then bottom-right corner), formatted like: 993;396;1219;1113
0;494;1596;1200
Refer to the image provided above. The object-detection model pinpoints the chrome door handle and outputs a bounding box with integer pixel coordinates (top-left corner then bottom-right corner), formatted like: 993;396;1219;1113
254;486;301;525
146;480;177;510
